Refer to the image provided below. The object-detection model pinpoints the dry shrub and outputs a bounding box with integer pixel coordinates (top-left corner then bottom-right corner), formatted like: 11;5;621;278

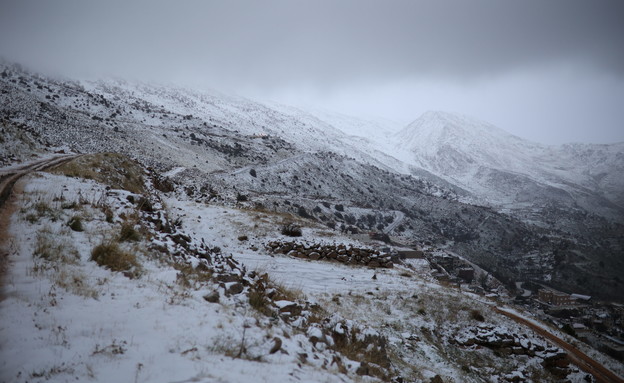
33;232;79;264
25;201;60;222
67;216;84;232
470;309;485;322
119;222;141;242
281;223;302;237
91;241;141;278
52;153;145;194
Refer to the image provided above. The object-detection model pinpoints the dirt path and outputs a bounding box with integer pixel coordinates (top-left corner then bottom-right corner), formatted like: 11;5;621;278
0;155;79;301
494;307;624;383
0;180;22;301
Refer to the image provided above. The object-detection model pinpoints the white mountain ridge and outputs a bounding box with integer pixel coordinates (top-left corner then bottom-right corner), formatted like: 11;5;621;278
382;110;624;219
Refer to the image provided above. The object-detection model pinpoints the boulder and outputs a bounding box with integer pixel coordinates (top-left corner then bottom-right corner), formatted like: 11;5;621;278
269;337;282;354
203;291;220;303
216;273;240;283
226;282;244;295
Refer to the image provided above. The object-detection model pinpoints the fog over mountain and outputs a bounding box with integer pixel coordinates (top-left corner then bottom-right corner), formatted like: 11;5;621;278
1;0;624;144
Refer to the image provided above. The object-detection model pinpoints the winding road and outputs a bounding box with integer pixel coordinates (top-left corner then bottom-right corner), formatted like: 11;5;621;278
0;155;78;207
383;211;405;234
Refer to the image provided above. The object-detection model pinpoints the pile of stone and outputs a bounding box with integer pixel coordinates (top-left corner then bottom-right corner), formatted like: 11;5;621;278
453;325;570;379
265;241;393;268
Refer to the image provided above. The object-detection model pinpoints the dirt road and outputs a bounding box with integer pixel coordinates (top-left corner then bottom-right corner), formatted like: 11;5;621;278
494;307;624;383
0;155;78;207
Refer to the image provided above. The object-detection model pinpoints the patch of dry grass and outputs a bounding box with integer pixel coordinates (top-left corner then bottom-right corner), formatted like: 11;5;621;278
33;230;79;264
91;241;141;278
172;262;213;289
51;153;145;194
118;222;141;242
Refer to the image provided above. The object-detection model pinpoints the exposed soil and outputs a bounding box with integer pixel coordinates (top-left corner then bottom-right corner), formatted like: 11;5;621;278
0;178;23;302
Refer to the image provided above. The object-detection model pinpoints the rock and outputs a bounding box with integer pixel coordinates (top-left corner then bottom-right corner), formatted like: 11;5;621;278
512;347;525;355
356;362;369;376
309;252;321;260
368;260;381;268
203;291;220;303
278;302;302;317
430;375;444;383
226;282;244;295
216;273;240;283
269;337;282;354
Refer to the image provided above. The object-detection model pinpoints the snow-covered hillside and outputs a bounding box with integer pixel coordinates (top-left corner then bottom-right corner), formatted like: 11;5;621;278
1;61;623;303
2;155;617;383
391;111;624;222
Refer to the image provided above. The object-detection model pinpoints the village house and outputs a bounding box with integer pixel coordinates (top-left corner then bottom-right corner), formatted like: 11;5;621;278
457;266;475;283
538;288;576;306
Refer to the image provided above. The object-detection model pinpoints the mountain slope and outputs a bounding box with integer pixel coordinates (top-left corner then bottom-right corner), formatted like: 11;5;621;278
393;111;624;224
1;62;623;302
5;158;615;382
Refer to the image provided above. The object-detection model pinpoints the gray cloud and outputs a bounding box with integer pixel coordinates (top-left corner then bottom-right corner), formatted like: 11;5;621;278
1;0;623;143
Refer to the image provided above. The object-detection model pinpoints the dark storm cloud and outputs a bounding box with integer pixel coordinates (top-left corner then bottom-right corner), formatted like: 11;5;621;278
1;0;623;144
1;0;623;87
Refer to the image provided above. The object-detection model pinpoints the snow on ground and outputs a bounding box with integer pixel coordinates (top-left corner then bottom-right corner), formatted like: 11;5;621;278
0;173;365;383
1;170;615;383
164;197;427;297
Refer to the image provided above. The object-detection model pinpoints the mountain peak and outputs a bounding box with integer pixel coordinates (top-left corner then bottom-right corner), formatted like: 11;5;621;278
405;110;505;139
395;111;543;174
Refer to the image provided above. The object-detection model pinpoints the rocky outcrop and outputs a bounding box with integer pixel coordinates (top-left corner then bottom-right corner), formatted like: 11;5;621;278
453;325;570;380
266;241;393;268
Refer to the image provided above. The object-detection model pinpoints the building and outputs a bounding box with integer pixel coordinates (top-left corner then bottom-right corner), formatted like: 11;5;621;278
397;249;424;259
538;289;575;306
433;254;460;270
457;267;475;283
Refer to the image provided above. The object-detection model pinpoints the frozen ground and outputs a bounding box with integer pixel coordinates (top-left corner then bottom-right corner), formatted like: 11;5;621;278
1;170;619;383
0;173;366;383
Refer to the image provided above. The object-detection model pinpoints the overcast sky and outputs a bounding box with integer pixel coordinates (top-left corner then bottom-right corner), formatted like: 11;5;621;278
1;0;623;144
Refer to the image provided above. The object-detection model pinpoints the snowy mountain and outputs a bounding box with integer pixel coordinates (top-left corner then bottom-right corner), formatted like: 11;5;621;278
395;111;542;174
392;111;624;224
1;62;623;303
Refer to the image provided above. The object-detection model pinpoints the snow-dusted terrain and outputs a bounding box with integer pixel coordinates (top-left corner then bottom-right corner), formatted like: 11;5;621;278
1;61;623;302
1;61;624;381
2;162;619;383
393;111;624;221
